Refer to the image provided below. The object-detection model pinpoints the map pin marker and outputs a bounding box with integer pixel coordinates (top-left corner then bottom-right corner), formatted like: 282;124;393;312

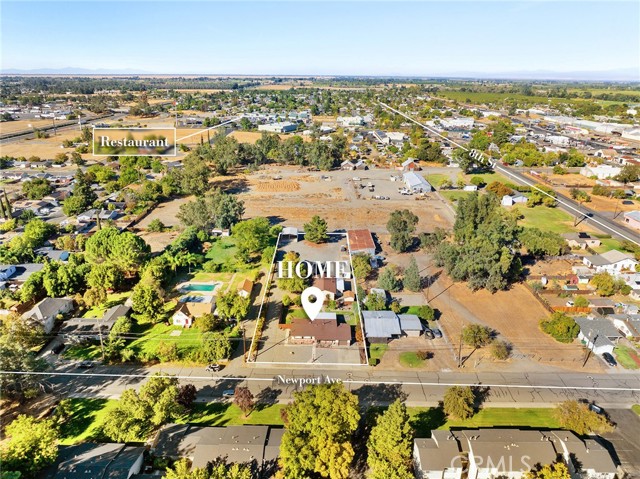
301;286;325;321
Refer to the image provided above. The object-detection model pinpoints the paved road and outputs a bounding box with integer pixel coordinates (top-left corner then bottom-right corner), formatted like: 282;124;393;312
603;408;640;478
497;165;640;244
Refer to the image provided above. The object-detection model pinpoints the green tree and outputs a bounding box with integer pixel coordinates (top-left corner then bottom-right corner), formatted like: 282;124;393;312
277;251;308;293
414;305;435;321
0;339;48;399
387;210;419;253
378;267;401;292
554;400;614;435
86;263;124;291
351;253;372;282
62;170;97;216
462;324;492;349
232;217;272;261
0;415;58;477
304;215;329;243
177;189;244;230
519;228;567;257
215;290;251;320
443;386;475;420
174;152;212;196
540;312;579;343
615;164;640;184
590;272;622;296
131;280;165;322
278;383;360;479
1;313;45;349
366;400;414;479
403;256;421;292
201;332;232;363
364;291;386;311
22;178;53;200
525;462;571;479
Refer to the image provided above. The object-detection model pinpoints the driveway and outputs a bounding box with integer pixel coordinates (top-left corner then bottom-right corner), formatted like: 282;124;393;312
602;408;640;477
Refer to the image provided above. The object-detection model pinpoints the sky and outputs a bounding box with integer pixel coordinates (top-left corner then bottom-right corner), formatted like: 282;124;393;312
1;1;639;79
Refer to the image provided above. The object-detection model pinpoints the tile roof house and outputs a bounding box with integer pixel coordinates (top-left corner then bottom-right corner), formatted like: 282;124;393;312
43;443;144;479
289;316;351;346
22;297;74;334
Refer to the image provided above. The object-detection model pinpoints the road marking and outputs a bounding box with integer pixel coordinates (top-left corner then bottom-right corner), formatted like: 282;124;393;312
378;102;640;246
3;370;640;392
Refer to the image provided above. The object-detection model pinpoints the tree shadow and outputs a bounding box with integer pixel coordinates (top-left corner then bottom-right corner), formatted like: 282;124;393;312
352;383;406;407
254;387;282;412
410;403;447;438
472;386;491;411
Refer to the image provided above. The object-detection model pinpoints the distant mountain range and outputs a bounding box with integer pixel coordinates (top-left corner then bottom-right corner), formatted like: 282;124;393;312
2;67;638;81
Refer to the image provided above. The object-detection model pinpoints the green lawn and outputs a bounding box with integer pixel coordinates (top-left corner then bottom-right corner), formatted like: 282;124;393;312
459;172;511;185
408;407;560;437
614;346;640;370
187;403;285;426
205;237;239;264
128;322;205;361
516;206;577;234
82;292;130;318
424;173;451;188
399;352;426;368
62;342;103;360
369;343;388;362
594;236;624;253
58;399;119;445
440;190;473;203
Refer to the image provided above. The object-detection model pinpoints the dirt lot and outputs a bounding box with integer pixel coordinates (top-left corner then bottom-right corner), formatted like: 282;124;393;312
547;173;595;187
228;131;311;144
429;276;605;372
525;258;575;277
0;119;59;135
136;196;192;229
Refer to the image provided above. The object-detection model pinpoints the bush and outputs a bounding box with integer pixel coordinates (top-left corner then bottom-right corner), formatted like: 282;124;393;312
416;350;433;360
491;340;511;360
282;295;291;307
573;296;589;308
156;341;179;362
194;313;219;333
540;312;579;343
147;219;165;232
414;305;435;321
470;176;486;187
368;358;379;366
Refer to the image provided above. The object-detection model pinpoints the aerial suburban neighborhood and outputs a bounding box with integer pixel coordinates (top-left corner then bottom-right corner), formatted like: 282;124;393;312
1;1;640;479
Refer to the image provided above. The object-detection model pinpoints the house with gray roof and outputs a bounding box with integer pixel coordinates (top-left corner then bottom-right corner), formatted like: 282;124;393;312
575;316;624;355
413;430;464;479
583;249;638;275
0;263;44;283
22;297;74;334
398;314;423;337
403;172;432;193
61;304;131;342
362;310;401;343
43;443;144;479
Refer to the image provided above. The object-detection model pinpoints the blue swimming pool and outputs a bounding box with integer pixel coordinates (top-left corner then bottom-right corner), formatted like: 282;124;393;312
182;283;217;292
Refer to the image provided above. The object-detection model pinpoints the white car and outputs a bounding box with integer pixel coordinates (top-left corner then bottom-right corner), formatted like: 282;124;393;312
565;300;574;307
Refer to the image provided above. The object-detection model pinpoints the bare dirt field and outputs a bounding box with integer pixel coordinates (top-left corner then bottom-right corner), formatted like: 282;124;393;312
227;131;310;144
0;119;57;135
430;276;604;372
137;230;181;253
525;258;575;277
255;180;300;193
136;196;192;229
547;174;595;187
312;115;337;123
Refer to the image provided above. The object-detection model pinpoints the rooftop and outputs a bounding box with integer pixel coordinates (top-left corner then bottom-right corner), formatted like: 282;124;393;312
362;310;401;338
348;229;376;253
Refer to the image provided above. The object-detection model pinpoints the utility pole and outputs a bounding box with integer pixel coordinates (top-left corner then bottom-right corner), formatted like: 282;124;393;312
457;332;463;368
582;332;598;368
99;322;105;361
241;323;246;363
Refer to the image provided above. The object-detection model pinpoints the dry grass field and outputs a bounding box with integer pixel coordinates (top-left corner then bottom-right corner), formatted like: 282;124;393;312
228;131;310;144
255;180;300;192
547;173;595;186
0;119;57;135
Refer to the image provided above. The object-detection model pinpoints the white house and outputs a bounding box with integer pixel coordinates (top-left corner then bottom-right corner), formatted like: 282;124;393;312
258;121;297;133
336;116;364;127
501;194;527;206
575;317;623;355
22;298;74;334
583;249;638;275
403;172;432;193
580;165;622;180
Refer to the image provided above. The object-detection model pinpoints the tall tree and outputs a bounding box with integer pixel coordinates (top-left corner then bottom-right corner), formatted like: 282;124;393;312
377;267;401;292
367;400;414;479
278;383;360;479
234;387;255;416
0;415;58;478
304;215;329;243
403;256;421;292
554;400;614;435
443;386;475;420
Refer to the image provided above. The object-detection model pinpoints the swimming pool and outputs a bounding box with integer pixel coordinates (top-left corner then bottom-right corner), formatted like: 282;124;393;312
182;283;217;292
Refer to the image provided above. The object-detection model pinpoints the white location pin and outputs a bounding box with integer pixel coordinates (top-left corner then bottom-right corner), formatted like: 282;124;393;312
300;286;325;321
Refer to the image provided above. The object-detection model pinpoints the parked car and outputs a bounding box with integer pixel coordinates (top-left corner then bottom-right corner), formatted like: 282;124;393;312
77;360;94;369
222;389;235;398
51;343;66;355
424;329;435;340
601;352;617;367
206;364;222;372
589;403;604;414
431;328;443;338
352;177;361;181
565;300;574;307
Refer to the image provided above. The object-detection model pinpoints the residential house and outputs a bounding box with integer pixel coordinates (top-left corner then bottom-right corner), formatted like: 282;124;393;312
623;210;640;230
35;247;70;262
401;158;420;171
172;296;215;327
403;172;433;193
61;304;131;342
281;226;299;242
258;121;297;133
0;265;16;282
313;277;338;301
413;429;618;479
13;199;56;216
362;310;402;343
501;194;528;206
348;229;376;256
580;165;622;180
398;314;423;337
238;279;254;299
77;208;119;222
609;314;640;339
575;316;623;355
562;232;601;250
337;116;364;127
151;424;283;477
43;443;144;479
22;297;74;334
0;263;44;284
413;431;465;479
583;249;638;275
289;315;351;346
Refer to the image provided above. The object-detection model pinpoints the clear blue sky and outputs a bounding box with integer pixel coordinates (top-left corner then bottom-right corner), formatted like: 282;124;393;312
2;1;638;78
